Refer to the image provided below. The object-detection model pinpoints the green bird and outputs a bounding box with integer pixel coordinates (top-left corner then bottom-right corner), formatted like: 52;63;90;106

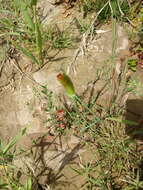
57;73;76;97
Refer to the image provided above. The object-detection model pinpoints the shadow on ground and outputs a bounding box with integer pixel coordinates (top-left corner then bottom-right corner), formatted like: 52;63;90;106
125;99;143;140
30;134;83;189
125;99;143;190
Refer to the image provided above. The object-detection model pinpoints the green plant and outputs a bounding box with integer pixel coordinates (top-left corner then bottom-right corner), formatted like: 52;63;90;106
75;18;91;33
46;26;73;49
128;59;137;72
0;128;33;190
80;0;130;22
14;0;43;65
127;78;143;97
126;2;143;47
122;170;143;190
0;177;32;190
0;0;43;67
80;0;97;16
70;113;139;189
52;61;142;189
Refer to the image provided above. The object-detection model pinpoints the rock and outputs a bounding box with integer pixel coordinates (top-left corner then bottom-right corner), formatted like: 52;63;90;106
37;0;63;26
33;71;62;94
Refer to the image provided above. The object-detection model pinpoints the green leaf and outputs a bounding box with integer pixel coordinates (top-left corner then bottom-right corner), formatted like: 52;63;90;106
35;21;43;59
0;32;20;37
15;44;40;65
22;6;35;31
3;128;27;155
25;178;32;190
14;0;35;31
14;0;22;9
0;183;9;189
30;0;38;6
128;59;137;65
70;167;83;175
107;117;138;126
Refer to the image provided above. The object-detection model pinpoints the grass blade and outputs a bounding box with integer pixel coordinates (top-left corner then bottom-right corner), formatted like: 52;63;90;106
15;44;40;65
14;0;35;31
106;117;138;126
3;128;26;155
22;6;35;31
0;32;20;37
35;21;43;61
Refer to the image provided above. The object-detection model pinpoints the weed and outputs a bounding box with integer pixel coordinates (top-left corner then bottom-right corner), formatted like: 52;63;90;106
75;18;91;33
0;128;33;190
0;0;44;67
128;59;137;72
53;32;72;49
46;26;73;49
79;0;97;16
52;61;143;189
127;51;143;72
127;2;143;48
127;78;143;97
80;0;130;22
